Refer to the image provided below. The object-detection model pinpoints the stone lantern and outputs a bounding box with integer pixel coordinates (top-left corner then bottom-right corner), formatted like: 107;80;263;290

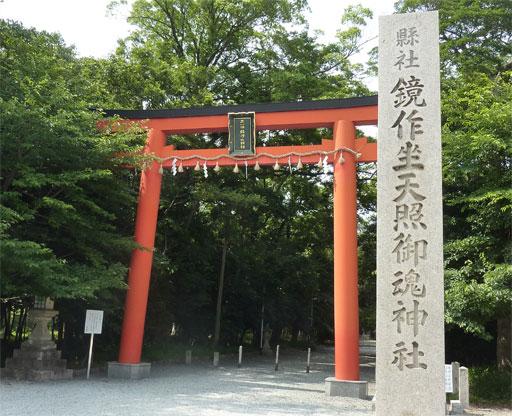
27;296;56;347
2;296;73;380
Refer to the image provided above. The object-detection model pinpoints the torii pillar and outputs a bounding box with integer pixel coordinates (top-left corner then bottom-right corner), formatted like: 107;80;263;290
325;120;368;398
107;128;165;379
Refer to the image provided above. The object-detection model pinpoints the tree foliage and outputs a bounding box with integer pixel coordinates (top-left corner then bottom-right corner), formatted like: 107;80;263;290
396;0;512;75
442;73;512;349
106;0;371;107
0;20;144;299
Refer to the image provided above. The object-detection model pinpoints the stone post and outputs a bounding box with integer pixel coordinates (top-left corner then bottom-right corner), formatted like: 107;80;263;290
185;350;192;365
459;366;469;408
452;361;460;394
376;11;445;416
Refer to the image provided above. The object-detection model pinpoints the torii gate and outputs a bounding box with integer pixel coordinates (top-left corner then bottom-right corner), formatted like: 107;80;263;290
104;95;378;394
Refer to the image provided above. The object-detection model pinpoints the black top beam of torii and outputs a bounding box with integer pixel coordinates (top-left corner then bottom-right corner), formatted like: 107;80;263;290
101;95;378;119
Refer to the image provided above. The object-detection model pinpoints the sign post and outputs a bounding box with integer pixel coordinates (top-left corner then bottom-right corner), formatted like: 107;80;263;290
376;11;445;415
84;309;104;380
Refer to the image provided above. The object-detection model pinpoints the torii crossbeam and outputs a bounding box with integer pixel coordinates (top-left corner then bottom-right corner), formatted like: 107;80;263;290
103;95;378;386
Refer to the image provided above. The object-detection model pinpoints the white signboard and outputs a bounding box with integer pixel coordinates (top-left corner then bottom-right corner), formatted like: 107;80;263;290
376;11;445;416
445;364;453;393
84;310;104;334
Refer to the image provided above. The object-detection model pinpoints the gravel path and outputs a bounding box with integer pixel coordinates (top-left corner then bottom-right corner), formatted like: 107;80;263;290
1;348;509;416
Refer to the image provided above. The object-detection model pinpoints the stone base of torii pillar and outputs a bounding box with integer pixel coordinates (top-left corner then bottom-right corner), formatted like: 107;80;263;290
325;378;368;399
107;361;151;379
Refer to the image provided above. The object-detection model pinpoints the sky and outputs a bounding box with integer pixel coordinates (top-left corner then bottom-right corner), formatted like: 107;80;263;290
0;0;395;60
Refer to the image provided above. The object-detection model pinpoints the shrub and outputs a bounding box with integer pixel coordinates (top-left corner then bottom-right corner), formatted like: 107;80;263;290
469;366;512;405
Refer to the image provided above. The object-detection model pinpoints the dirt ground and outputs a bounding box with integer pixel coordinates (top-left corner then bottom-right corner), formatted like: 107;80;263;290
1;346;510;416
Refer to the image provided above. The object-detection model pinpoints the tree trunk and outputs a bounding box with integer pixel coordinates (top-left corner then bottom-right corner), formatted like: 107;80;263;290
3;303;12;342
497;316;511;370
213;239;228;348
291;325;300;343
307;296;315;346
15;307;28;345
259;303;265;349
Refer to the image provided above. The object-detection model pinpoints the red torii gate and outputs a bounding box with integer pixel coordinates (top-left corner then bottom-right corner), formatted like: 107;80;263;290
104;95;378;387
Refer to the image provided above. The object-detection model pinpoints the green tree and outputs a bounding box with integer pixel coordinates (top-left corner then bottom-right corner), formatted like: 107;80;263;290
106;0;371;107
106;0;306;107
0;20;143;300
396;0;512;75
441;72;512;368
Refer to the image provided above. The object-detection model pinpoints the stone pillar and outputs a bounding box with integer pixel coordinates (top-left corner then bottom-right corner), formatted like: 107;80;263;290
459;367;469;409
452;361;460;394
376;11;445;415
186;350;192;365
